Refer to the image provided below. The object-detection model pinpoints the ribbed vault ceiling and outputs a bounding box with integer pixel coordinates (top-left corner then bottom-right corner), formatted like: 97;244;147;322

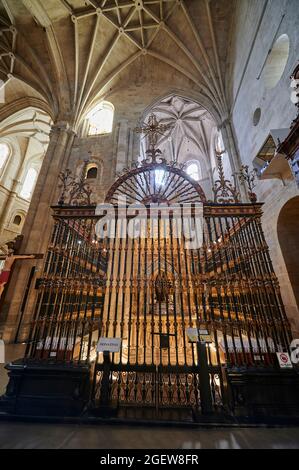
0;0;234;129
141;95;215;164
0;107;52;146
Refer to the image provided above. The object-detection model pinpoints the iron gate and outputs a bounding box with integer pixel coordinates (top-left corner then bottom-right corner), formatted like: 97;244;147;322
22;161;292;420
93;362;223;414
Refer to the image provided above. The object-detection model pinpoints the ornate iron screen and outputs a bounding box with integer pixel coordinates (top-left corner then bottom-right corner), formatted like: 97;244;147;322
91;200;291;412
25;208;108;363
23;162;292;414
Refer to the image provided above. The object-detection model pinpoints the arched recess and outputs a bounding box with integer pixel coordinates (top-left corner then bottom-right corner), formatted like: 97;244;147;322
140;90;221;127
76;159;103;182
137;93;219;200
9;209;27;230
86;164;98;180
140;95;217;160
12;214;23;227
277;196;299;310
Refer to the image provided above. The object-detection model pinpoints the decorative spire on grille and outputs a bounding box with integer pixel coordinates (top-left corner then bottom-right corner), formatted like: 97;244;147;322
212;150;239;204
238;164;258;203
58;155;93;206
134;113;173;164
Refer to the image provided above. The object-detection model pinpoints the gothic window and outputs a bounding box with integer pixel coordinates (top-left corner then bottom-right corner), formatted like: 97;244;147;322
186;161;201;181
13;215;22;226
87;101;114;136
0;143;10;172
20;168;38;200
215;132;225;154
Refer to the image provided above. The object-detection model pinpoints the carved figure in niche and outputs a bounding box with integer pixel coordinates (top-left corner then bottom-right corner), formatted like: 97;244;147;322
155;272;171;302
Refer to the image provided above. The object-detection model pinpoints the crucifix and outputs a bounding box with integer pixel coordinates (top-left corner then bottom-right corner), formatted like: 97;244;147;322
0;238;43;299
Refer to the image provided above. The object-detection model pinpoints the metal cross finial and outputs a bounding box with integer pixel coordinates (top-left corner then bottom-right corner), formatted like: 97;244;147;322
134;113;173;162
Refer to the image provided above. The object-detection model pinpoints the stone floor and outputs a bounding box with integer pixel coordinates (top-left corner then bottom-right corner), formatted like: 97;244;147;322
0;422;299;449
1;345;299;449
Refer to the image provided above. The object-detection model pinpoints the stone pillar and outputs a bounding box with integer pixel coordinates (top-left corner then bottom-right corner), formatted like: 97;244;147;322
0;178;22;236
115;119;129;174
127;129;134;167
21;122;75;253
0;122;76;342
220;119;247;201
132;130;140;164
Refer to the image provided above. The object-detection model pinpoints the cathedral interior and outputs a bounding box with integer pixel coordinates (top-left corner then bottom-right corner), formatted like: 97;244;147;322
0;0;299;447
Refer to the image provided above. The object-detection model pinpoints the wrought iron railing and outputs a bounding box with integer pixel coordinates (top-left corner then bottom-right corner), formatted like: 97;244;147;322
25;203;291;366
25;206;108;363
22;201;292;415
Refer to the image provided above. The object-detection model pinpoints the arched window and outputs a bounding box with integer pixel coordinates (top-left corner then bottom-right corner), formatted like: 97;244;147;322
86;164;98;180
154;169;166;186
0;143;10;172
87;101;114;136
13;215;22;226
20;168;38;200
186;161;201;181
215;132;225;154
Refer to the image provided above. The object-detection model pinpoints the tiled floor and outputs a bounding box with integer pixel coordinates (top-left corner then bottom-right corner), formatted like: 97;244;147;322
0;422;298;449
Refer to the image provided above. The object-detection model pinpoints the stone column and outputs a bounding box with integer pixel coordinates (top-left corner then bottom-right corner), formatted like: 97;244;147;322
0;122;76;342
21;122;75;253
127;129;134;167
220;119;247;201
132;130;140;164
115;119;129;174
0;178;22;237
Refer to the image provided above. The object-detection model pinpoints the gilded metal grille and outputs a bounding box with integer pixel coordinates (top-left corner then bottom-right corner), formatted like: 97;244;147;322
25;210;108;363
24;202;292;412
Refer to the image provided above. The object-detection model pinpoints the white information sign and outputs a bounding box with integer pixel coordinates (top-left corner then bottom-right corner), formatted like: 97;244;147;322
97;338;122;353
198;329;209;335
186;328;199;343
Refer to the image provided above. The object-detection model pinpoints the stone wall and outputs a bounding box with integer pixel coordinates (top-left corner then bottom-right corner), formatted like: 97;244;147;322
229;0;299;334
0;137;30;248
1;0;298;341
